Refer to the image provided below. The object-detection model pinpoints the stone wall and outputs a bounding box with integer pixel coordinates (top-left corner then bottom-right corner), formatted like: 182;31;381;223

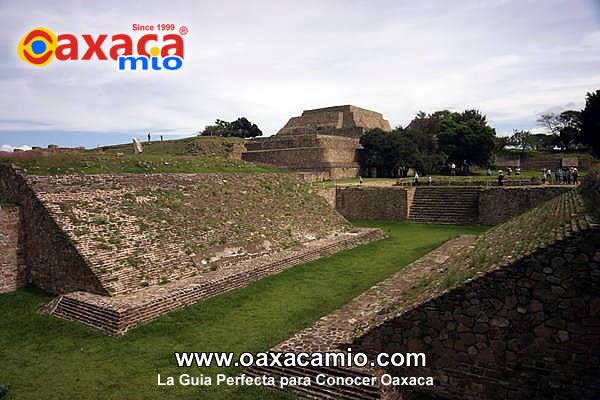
0;205;26;293
357;224;600;400
243;134;361;179
51;228;384;335
479;186;573;225
330;186;570;225
277;105;391;136
335;187;408;220
0;165;350;296
0;166;106;294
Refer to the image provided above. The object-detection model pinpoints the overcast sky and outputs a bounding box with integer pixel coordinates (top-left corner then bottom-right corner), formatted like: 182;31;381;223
1;0;599;149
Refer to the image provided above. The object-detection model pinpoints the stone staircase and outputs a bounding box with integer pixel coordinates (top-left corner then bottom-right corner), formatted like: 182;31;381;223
245;365;379;400
408;187;481;224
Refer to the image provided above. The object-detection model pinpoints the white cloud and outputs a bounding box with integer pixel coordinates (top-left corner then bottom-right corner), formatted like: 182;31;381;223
1;144;32;152
0;0;598;145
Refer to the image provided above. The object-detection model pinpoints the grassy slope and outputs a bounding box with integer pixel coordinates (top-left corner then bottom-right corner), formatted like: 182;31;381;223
0;152;284;175
378;190;583;320
100;136;246;156
0;221;486;400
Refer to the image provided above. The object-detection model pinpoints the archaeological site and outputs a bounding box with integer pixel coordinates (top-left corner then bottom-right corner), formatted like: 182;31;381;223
1;105;599;400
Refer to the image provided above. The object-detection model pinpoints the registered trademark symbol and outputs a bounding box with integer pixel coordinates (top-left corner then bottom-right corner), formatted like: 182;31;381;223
179;26;188;35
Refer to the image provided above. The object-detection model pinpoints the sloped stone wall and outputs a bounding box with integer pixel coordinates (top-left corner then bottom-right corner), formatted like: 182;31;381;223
0;205;26;293
356;225;600;400
479;186;573;225
0;166;106;294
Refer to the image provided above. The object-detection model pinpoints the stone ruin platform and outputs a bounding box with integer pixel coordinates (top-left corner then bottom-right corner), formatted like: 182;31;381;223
0;165;385;334
47;228;383;335
242;105;391;180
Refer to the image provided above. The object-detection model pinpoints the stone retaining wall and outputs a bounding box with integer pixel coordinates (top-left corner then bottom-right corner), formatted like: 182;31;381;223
356;225;600;400
331;186;572;225
51;228;384;335
335;187;408;220
0;205;26;293
0;165;106;294
479;186;573;225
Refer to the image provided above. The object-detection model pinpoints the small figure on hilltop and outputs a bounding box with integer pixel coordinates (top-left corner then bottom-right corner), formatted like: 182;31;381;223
498;170;505;186
147;131;151;142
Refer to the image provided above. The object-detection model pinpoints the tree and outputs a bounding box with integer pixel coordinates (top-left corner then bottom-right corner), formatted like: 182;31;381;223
508;129;533;153
581;89;600;157
536;110;582;150
200;117;262;138
436;110;497;166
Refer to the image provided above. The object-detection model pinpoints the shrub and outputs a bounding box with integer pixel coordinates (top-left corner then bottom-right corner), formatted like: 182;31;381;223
580;167;600;221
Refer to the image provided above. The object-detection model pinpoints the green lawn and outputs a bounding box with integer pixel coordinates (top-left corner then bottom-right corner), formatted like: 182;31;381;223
0;221;487;400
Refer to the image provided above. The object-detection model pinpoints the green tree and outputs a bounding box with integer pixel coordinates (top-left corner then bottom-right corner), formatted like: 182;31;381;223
536;110;582;150
436;110;497;166
508;129;533;153
582;89;600;157
200;117;262;138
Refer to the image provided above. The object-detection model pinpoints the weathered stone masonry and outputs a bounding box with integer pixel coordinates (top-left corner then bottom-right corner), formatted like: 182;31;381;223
0;205;26;293
479;186;574;225
0;165;106;295
356;223;600;400
335;187;408;221
332;186;573;225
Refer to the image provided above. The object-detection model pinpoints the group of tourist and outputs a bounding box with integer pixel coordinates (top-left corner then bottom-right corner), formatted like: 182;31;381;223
547;167;579;185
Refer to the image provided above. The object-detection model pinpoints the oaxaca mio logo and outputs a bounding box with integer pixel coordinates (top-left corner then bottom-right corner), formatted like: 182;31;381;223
18;27;185;70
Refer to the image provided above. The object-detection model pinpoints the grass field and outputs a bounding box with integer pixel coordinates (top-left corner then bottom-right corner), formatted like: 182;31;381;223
0;221;487;400
0;152;284;175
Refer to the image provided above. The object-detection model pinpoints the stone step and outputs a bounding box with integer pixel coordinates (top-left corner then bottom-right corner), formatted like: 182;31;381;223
246;365;379;400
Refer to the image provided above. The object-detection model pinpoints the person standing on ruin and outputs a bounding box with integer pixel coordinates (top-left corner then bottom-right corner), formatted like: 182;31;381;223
498;171;505;186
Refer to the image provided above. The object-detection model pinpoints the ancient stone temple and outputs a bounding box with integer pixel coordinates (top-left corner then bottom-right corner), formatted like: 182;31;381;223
242;105;392;180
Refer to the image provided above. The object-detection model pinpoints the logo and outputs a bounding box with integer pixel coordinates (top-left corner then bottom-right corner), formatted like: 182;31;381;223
17;26;185;71
18;27;57;66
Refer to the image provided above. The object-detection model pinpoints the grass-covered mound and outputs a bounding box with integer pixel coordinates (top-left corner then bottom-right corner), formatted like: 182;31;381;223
379;189;586;318
100;136;246;157
0;151;283;176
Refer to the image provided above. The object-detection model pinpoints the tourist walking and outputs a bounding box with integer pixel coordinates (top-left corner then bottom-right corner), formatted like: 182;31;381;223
450;163;456;176
414;171;420;186
573;168;579;184
428;175;432;185
563;168;569;184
